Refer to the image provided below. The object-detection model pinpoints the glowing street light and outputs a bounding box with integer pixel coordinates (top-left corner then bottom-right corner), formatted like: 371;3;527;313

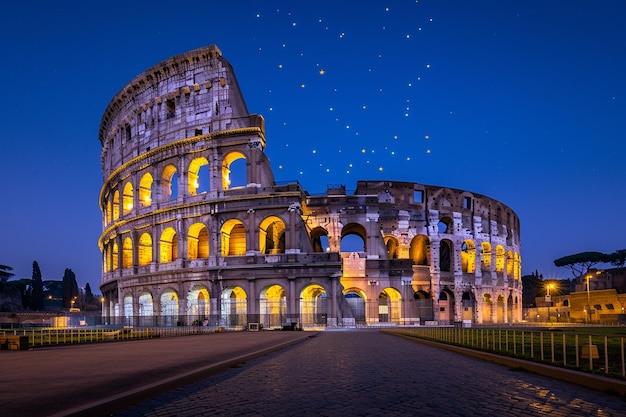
585;273;593;324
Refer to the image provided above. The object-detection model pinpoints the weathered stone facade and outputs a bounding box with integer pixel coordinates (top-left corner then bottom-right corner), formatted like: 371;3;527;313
98;45;522;328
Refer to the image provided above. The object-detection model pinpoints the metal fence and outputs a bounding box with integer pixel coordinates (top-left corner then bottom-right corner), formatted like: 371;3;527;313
386;327;626;380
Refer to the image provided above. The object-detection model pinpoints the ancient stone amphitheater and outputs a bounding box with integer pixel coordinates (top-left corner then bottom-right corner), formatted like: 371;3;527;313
99;45;522;328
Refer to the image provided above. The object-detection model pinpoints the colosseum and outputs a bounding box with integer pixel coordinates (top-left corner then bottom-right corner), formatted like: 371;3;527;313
98;45;522;329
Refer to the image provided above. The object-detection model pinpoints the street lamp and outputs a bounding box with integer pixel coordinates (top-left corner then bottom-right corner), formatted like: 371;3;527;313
585;273;593;324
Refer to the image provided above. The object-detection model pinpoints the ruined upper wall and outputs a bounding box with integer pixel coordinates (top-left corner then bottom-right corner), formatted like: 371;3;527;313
99;45;257;177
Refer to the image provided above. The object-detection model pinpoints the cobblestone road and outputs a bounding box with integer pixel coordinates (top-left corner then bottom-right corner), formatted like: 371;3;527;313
113;330;626;416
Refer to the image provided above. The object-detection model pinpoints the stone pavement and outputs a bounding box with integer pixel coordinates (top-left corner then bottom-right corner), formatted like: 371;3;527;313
0;331;312;417
110;330;626;417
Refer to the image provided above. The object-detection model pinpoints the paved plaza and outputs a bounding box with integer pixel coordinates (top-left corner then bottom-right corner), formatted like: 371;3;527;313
111;330;626;417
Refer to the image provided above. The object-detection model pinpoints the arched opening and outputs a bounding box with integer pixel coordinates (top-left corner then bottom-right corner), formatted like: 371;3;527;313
222;151;247;190
139;173;153;207
506;250;514;276
111;243;119;271
138;233;153;266
462;292;475;321
414;290;433;323
507;294;514;323
260;284;286;329
461;240;476;274
159;227;178;263
310;226;330;252
221;219;246;256
122;237;133;268
162;164;178;201
495;245;505;272
438;216;452;234
384;235;400;259
300;284;328;327
188;223;209;259
138;292;154;327
103;243;110;273
438;289;455;324
123;294;133;326
106;200;112;225
260;216;286;254
122;182;133;216
341;223;366;252
221;286;247;329
188;285;210;324
379;288;401;323
514;252;521;280
188;157;210;195
481;242;492;271
160;289;179;327
439;239;452;272
409;235;430;265
497;295;505;323
112;190;120;220
343;288;366;325
482;294;492;324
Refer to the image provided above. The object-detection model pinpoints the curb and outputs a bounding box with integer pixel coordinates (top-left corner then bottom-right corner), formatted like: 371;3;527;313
384;330;626;397
51;332;317;417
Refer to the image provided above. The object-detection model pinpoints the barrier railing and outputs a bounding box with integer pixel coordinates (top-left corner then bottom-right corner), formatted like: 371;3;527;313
384;327;626;380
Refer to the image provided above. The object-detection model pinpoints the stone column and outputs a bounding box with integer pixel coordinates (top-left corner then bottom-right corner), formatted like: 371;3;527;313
288;277;296;323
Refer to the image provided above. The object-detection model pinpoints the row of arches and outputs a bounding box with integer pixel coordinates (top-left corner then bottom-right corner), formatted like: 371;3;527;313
105;283;520;327
103;153;247;226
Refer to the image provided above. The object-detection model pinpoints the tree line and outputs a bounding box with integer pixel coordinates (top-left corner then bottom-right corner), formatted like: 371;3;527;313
553;249;626;280
0;261;99;312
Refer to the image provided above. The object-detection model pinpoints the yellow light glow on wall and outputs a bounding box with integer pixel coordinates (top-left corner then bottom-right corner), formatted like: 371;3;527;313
123;237;133;268
481;242;492;269
138;233;153;266
122;182;134;215
409;234;429;265
139;173;153;207
113;190;120;220
495;245;505;272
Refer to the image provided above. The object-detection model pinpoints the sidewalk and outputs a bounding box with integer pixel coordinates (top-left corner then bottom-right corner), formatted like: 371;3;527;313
0;331;314;417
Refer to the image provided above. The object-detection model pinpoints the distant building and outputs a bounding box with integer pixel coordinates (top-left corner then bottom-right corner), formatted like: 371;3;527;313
98;45;522;328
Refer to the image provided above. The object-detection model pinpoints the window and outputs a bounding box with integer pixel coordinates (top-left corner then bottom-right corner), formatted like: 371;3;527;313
463;196;472;209
413;190;423;203
593;304;602;311
166;99;175;119
606;304;615;310
125;125;131;142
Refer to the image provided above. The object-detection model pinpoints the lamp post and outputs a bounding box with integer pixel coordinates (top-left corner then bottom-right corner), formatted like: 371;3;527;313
585;273;592;324
545;283;554;322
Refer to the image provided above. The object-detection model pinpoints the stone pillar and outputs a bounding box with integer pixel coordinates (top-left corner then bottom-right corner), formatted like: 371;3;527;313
288;277;296;323
247;209;257;254
247;277;257;316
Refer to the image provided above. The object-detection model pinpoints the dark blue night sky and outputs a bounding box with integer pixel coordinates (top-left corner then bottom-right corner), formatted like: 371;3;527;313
1;0;625;290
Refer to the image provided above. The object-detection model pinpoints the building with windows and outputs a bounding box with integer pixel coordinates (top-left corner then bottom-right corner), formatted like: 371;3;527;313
98;45;522;328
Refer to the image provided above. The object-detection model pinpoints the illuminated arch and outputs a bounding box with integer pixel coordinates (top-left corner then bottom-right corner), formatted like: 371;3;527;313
343;287;367;325
260;216;286;254
187;156;210;195
506;250;514;276
222;151;246;190
310;226;329;252
481;242;492;270
341;223;366;252
221;219;246;256
495;245;505;272
138;233;153;266
160;289;179;326
188;285;210;320
122;181;133;215
112;190;120;220
159;227;178;263
300;284;328;327
111;242;119;270
482;293;492;323
139;173;153;207
409;235;430;265
162;164;178;201
188;223;209;259
384;235;400;259
260;284;286;329
379;287;402;323
513;252;521;280
105;200;112;225
138;292;154;326
122;237;133;268
221;286;247;328
103;242;110;273
461;240;476;274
